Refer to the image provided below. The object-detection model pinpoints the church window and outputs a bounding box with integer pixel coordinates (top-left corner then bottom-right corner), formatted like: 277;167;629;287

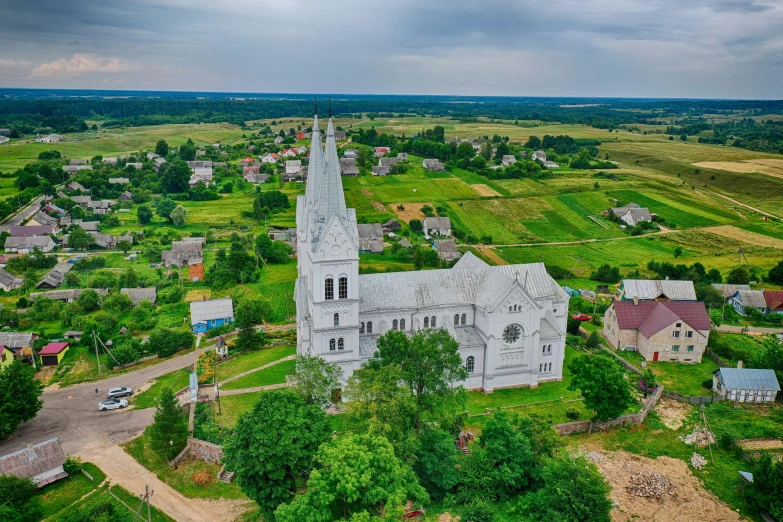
339;277;348;299
325;278;334;300
329;339;336;351
338;338;344;350
392;319;398;330
548;344;552;353
466;356;475;373
454;314;460;326
461;313;466;325
334;313;339;326
367;321;373;334
431;316;436;328
502;324;522;345
424;317;429;328
542;346;546;354
360;322;365;334
539;363;543;372
548;362;552;371
509;306;513;312
400;319;405;330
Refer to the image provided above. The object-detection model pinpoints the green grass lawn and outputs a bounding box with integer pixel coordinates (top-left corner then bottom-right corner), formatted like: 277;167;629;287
33;462;106;518
615;350;719;396
214;391;264;427
107;485;177;522
220;359;296;390
132;367;191;409
215;344;295;381
123;426;247;500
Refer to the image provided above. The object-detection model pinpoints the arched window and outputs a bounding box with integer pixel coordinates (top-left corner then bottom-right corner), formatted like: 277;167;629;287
324;278;334;300
424;317;429;328
461;313;466;325
542;346;546;354
339;277;348;299
466;356;475;373
508;306;513;312
454;314;460;326
431;316;436;328
367;321;373;334
333;313;339;326
392;319;398;331
329;339;336;351
548;345;552;353
539;363;543;372
338;338;344;350
400;319;405;331
360;322;365;334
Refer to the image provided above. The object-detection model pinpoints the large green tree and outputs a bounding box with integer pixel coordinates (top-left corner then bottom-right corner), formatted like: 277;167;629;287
414;428;461;501
744;453;783;521
156;198;177;221
137;205;153;225
274;433;428;522
519;454;613;522
170;205;187;227
567;353;635;422
161;159;191;193
478;409;535;497
67;224;94;250
178;139;196;161
155;139;169;157
293;354;343;408
768;259;783;285
0;360;44;439
222;389;331;514
149;387;188;460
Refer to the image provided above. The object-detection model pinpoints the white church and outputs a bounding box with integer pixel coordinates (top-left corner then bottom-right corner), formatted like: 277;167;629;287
295;113;569;392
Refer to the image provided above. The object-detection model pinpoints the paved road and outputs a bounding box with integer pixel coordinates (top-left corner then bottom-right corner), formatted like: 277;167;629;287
0;195;44;232
0;347;207;456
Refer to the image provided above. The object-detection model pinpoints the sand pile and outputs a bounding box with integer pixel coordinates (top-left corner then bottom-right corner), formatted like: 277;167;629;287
626;471;676;500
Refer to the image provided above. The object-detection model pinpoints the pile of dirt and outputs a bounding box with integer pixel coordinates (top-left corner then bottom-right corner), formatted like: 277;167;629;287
655;398;692;430
626;471;676;500
691;453;708;470
681;428;715;447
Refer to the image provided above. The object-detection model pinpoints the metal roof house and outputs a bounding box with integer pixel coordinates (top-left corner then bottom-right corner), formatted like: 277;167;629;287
5;235;56;254
729;289;768;316
423;216;452;238
713;367;780;403
712;284;751;299
0;267;23;291
616;279;697;302
0;438;68;487
190;298;234;333
121;287;157;306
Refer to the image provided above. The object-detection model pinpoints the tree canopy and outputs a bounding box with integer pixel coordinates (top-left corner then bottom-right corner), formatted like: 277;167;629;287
0;360;44;439
149;387;188;460
568;353;635;422
293;354;343;408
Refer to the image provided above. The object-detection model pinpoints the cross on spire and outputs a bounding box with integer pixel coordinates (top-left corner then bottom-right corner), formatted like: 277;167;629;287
328;96;332;118
314;95;318;116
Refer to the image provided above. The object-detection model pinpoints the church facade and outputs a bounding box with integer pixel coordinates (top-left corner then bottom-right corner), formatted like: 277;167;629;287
295;114;569;392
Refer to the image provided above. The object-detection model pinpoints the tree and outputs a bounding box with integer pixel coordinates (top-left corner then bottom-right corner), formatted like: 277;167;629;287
727;265;750;284
156;198;176;221
149;387;188;460
293;354;342;408
752;337;783;385
116;239;133;254
369;329;467;428
414;428;461;500
586;331;600;348
76;289;101;312
590;264;621;283
768;260;783;285
137;205;153;225
255;234;293;264
456;142;475;165
479;141;493;160
274;433;428;522
478;409;535;497
233;324;265;352
744;453;783;521
421;205;434;217
519;454;613;522
0;474;40;521
178;139;196;161
170;205;187;227
568;353;635;422
161;160;190;193
524;135;542;149
67;224;94;250
409;218;423;232
102;292;133;313
673;246;683;258
155;139;169;157
118;267;139;288
356;147;370;169
223;389;331;514
0;361;44;439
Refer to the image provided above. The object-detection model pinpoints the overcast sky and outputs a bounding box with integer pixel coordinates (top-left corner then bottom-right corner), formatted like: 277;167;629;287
1;0;781;98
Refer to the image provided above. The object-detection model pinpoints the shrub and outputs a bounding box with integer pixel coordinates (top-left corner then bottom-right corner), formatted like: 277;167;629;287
702;378;714;391
461;499;495;522
565;407;580;420
718;433;735;450
192;469;214;486
63;455;82;475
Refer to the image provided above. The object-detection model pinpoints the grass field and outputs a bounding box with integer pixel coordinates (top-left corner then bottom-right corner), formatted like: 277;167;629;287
132;367;191;409
214;391;264;427
215;344;295;381
220;359;295;390
616;350;719;396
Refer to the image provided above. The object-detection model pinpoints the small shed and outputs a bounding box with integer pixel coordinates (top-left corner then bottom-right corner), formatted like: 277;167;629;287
38;342;70;366
190;298;234;333
713;367;780;403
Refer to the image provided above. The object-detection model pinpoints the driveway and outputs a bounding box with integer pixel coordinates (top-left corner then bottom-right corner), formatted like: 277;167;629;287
0;347;208;455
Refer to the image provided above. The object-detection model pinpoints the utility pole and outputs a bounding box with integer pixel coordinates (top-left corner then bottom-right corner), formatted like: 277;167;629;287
93;330;101;374
131;485;154;522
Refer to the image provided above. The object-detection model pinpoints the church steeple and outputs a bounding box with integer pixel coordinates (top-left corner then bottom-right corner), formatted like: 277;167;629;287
305;107;323;209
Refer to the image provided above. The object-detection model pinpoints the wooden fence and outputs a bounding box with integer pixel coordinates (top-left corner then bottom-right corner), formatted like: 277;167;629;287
663;389;724;405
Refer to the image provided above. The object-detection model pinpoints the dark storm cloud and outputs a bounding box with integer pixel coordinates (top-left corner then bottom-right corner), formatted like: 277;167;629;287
0;0;781;97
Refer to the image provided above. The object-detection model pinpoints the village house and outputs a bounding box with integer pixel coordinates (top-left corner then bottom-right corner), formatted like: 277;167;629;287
340;158;359;176
36;134;63;143
0;332;37;361
190;298;234;333
378;157;399;168
36;264;73;290
70;195;92;206
764;291;783;314
397;152;409;161
30;212;59;227
29;288;108;303
285;160;303;176
261;153;278;163
126;162;143;170
9;225;56;237
423;216;452;237
0;267;23;291
121;287;157;306
729;289;768;316
69;159;88;165
0;128;10;135
103;157;118;165
344;149;358;158
603;299;711;362
713;367;780;403
434;239;462;261
383;218;401;232
333;130;347;140
371;166;390;176
281;148;299;158
616;279;696;301
187;161;213;182
38;342;70;366
274;136;284;145
65;181;86;192
422;158;445;171
108;177;130;184
188;263;205;282
374;147;391;157
146;152;158;160
5;236;56;254
154;157;166;170
0;136;9;144
610;203;652;227
712;284;751;300
531;150;547;162
162;240;203;267
118;191;133;202
1;345;13;367
68;220;100;232
0;438;68;487
244;168;270;184
502;155;517;166
357;223;384;254
296;131;306;140
63;164;93;173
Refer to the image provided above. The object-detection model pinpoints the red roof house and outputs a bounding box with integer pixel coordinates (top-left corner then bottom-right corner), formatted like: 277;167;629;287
764;291;783;313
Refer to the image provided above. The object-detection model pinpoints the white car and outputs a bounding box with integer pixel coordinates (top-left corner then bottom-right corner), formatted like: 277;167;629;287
98;398;128;411
107;386;134;398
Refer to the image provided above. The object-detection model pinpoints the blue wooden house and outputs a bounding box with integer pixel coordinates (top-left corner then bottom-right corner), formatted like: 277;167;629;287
190;298;234;333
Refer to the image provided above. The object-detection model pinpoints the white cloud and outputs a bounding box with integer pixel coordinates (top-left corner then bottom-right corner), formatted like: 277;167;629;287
30;53;138;79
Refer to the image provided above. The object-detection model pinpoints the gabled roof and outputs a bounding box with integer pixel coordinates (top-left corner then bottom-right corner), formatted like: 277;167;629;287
764;290;783;310
9;225;56;237
423;216;452;230
121;287;157;305
0;332;36;348
712;284;751;299
0;438;67;484
190;298;234;325
621;279;697;301
434;239;461;260
357;223;383;240
188;263;205;280
734;290;767;308
0;267;23;288
5;236;55;250
715;368;780;392
612;300;711;336
39;342;69;355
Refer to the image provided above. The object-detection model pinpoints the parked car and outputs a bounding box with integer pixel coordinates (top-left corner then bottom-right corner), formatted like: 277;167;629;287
107;386;133;398
98;398;128;411
572;313;592;321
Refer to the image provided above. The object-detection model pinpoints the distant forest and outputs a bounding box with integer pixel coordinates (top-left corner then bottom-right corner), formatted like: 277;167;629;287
1;90;782;153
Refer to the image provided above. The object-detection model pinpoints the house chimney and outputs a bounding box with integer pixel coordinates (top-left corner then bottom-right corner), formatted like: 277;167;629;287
633;296;639;306
737;360;743;369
